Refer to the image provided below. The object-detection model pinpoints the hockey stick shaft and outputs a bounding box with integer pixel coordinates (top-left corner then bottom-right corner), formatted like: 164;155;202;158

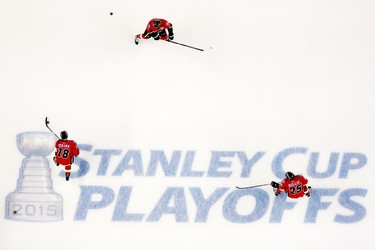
235;183;270;189
45;117;60;139
167;40;204;51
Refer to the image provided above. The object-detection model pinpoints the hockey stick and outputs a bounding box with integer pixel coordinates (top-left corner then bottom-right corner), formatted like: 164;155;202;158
235;183;270;189
45;117;60;139
167;40;204;52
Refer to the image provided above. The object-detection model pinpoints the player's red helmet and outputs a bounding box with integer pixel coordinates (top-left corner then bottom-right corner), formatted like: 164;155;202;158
60;131;68;140
153;19;161;28
285;171;295;180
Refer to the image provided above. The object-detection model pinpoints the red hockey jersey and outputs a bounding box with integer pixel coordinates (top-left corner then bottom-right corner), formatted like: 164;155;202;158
143;18;172;36
278;175;309;199
54;139;80;165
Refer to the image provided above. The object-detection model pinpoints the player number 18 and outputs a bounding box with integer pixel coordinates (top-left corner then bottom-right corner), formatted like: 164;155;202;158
56;148;70;159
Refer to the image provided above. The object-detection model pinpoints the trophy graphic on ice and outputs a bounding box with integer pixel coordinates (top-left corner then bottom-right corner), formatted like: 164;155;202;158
5;132;63;222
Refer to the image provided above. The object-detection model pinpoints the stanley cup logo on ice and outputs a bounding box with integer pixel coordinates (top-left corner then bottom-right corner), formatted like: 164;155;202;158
5;132;63;222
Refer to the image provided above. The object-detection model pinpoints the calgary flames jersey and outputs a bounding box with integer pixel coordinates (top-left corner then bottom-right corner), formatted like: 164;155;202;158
54;139;80;165
278;175;309;199
141;18;172;38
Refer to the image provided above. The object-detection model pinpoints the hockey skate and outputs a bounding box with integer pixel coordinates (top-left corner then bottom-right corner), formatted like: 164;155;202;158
134;35;140;45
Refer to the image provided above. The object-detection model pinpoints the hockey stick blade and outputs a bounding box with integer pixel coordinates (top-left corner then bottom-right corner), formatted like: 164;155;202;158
235;183;270;189
45;117;60;139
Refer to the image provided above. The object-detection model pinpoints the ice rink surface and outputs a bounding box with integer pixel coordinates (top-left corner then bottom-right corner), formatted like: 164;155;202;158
1;0;375;249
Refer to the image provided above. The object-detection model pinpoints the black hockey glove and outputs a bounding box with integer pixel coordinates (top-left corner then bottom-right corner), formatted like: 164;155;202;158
53;157;59;166
305;186;311;197
168;33;174;40
271;181;280;189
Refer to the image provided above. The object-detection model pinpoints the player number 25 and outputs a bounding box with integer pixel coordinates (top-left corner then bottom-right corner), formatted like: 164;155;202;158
289;184;302;194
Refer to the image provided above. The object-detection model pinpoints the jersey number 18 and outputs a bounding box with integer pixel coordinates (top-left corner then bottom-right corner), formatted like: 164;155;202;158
56;148;70;159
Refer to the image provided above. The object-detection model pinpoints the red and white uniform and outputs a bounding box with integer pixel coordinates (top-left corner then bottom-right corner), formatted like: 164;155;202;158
275;175;309;199
54;139;80;169
138;18;173;41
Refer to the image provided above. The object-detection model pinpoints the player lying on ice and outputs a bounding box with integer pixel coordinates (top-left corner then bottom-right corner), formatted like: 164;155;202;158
271;171;312;198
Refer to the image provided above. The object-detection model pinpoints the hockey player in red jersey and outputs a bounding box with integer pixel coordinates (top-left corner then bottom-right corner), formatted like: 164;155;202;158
53;131;80;181
271;172;311;199
135;18;174;45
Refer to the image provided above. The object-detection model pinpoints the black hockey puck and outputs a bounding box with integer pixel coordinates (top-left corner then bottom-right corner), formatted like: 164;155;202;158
110;12;113;15
13;210;17;214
